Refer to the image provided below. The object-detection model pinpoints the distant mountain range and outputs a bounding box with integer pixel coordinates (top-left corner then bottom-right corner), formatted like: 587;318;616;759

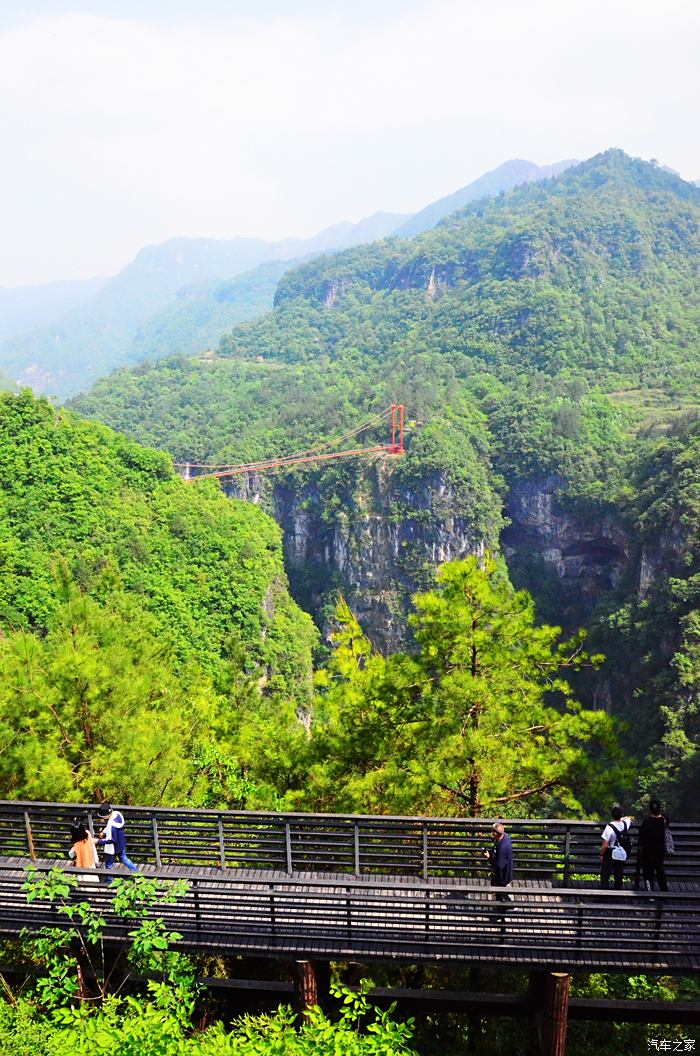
394;158;577;237
0;213;407;396
0;277;105;343
0;159;578;396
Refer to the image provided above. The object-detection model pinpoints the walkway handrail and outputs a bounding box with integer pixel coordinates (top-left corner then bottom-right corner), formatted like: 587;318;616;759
0;864;698;974
1;800;698;883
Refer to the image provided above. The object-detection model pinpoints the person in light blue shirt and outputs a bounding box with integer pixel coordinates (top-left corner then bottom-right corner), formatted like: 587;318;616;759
96;802;138;874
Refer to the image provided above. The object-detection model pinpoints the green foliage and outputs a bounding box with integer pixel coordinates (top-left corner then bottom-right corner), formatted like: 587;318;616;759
0;389;316;806
591;426;700;814
3;879;419;1056
306;557;626;817
0;982;419;1056
567;973;700;1054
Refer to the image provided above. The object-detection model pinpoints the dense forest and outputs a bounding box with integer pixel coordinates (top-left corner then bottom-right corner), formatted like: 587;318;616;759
0;389;627;818
2;392;692;1056
2;149;700;1053
73;150;700;818
0;390;318;806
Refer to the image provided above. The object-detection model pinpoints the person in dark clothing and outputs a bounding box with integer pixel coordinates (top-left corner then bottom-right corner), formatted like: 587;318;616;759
600;804;632;890
489;823;514;901
96;802;138;875
637;798;669;892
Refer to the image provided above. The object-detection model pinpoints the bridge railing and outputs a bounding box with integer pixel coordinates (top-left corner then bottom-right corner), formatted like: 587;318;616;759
0;864;698;973
1;800;698;883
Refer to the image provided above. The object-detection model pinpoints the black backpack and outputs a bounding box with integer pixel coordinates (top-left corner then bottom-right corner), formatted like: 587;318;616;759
611;821;632;856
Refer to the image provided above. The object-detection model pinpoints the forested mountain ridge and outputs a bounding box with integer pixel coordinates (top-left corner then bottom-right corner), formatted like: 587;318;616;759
393;157;577;238
0;277;105;343
74;150;700;814
1;158;578;398
129;260;292;365
0;214;407;397
0;390;316;804
268;151;700;387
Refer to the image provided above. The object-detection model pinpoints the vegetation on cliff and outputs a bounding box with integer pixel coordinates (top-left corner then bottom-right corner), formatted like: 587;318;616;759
0;391;627;816
71;151;700;814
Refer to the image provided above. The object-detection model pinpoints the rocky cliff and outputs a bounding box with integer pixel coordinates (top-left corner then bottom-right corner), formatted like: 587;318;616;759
221;460;489;651
215;463;694;691
501;476;629;627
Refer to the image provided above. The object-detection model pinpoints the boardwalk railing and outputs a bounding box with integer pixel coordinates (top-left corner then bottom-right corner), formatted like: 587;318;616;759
1;800;698;882
0;864;698;974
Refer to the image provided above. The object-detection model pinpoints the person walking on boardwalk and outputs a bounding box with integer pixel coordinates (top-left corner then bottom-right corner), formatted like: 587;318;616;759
96;802;138;874
489;823;514;901
637;798;669;892
600;804;632;890
69;816;99;881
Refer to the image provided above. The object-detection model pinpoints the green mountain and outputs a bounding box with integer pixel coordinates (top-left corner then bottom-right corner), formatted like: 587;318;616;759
78;150;700;464
394;157;577;237
0;389;315;804
1;161;578;397
130;260;292;363
74;150;700;814
0;213;407;398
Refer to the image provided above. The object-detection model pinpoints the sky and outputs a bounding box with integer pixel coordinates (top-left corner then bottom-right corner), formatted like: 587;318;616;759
1;0;698;286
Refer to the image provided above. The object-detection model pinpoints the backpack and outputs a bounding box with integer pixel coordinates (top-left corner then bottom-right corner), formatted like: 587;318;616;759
611;821;632;858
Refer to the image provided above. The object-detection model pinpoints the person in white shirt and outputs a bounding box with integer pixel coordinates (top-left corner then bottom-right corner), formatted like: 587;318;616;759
600;804;632;890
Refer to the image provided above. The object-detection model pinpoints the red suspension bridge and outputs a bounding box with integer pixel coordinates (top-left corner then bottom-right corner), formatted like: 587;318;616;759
175;404;405;482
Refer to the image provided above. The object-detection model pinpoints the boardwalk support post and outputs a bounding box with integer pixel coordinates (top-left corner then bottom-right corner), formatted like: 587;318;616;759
151;814;162;869
466;965;483;1056
23;811;36;861
533;971;570;1056
294;960;329;1020
285;822;293;876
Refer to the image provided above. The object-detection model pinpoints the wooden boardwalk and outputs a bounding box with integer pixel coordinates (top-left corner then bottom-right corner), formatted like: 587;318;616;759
0;854;698;975
0;800;698;975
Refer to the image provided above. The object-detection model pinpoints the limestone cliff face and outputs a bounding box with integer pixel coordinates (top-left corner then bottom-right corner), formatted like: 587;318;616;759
501;476;629;624
216;468;682;656
222;461;487;651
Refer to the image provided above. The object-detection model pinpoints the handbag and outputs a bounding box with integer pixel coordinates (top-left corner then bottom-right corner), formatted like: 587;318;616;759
664;823;675;855
610;822;627;861
103;841;115;855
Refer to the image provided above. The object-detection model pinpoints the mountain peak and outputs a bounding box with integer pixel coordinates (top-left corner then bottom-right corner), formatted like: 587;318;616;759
395;158;578;238
566;149;700;201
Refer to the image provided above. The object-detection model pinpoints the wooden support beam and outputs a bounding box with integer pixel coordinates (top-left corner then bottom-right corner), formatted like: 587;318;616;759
293;960;330;1020
23;811;36;861
536;972;570;1056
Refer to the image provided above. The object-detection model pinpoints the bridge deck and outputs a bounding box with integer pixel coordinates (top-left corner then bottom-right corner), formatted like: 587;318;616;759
0;801;698;975
0;856;697;975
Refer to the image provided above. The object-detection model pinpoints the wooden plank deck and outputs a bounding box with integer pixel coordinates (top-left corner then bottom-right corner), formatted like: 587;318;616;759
0;855;697;975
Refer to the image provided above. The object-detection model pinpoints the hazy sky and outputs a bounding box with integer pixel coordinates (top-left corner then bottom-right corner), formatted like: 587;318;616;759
1;0;698;286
